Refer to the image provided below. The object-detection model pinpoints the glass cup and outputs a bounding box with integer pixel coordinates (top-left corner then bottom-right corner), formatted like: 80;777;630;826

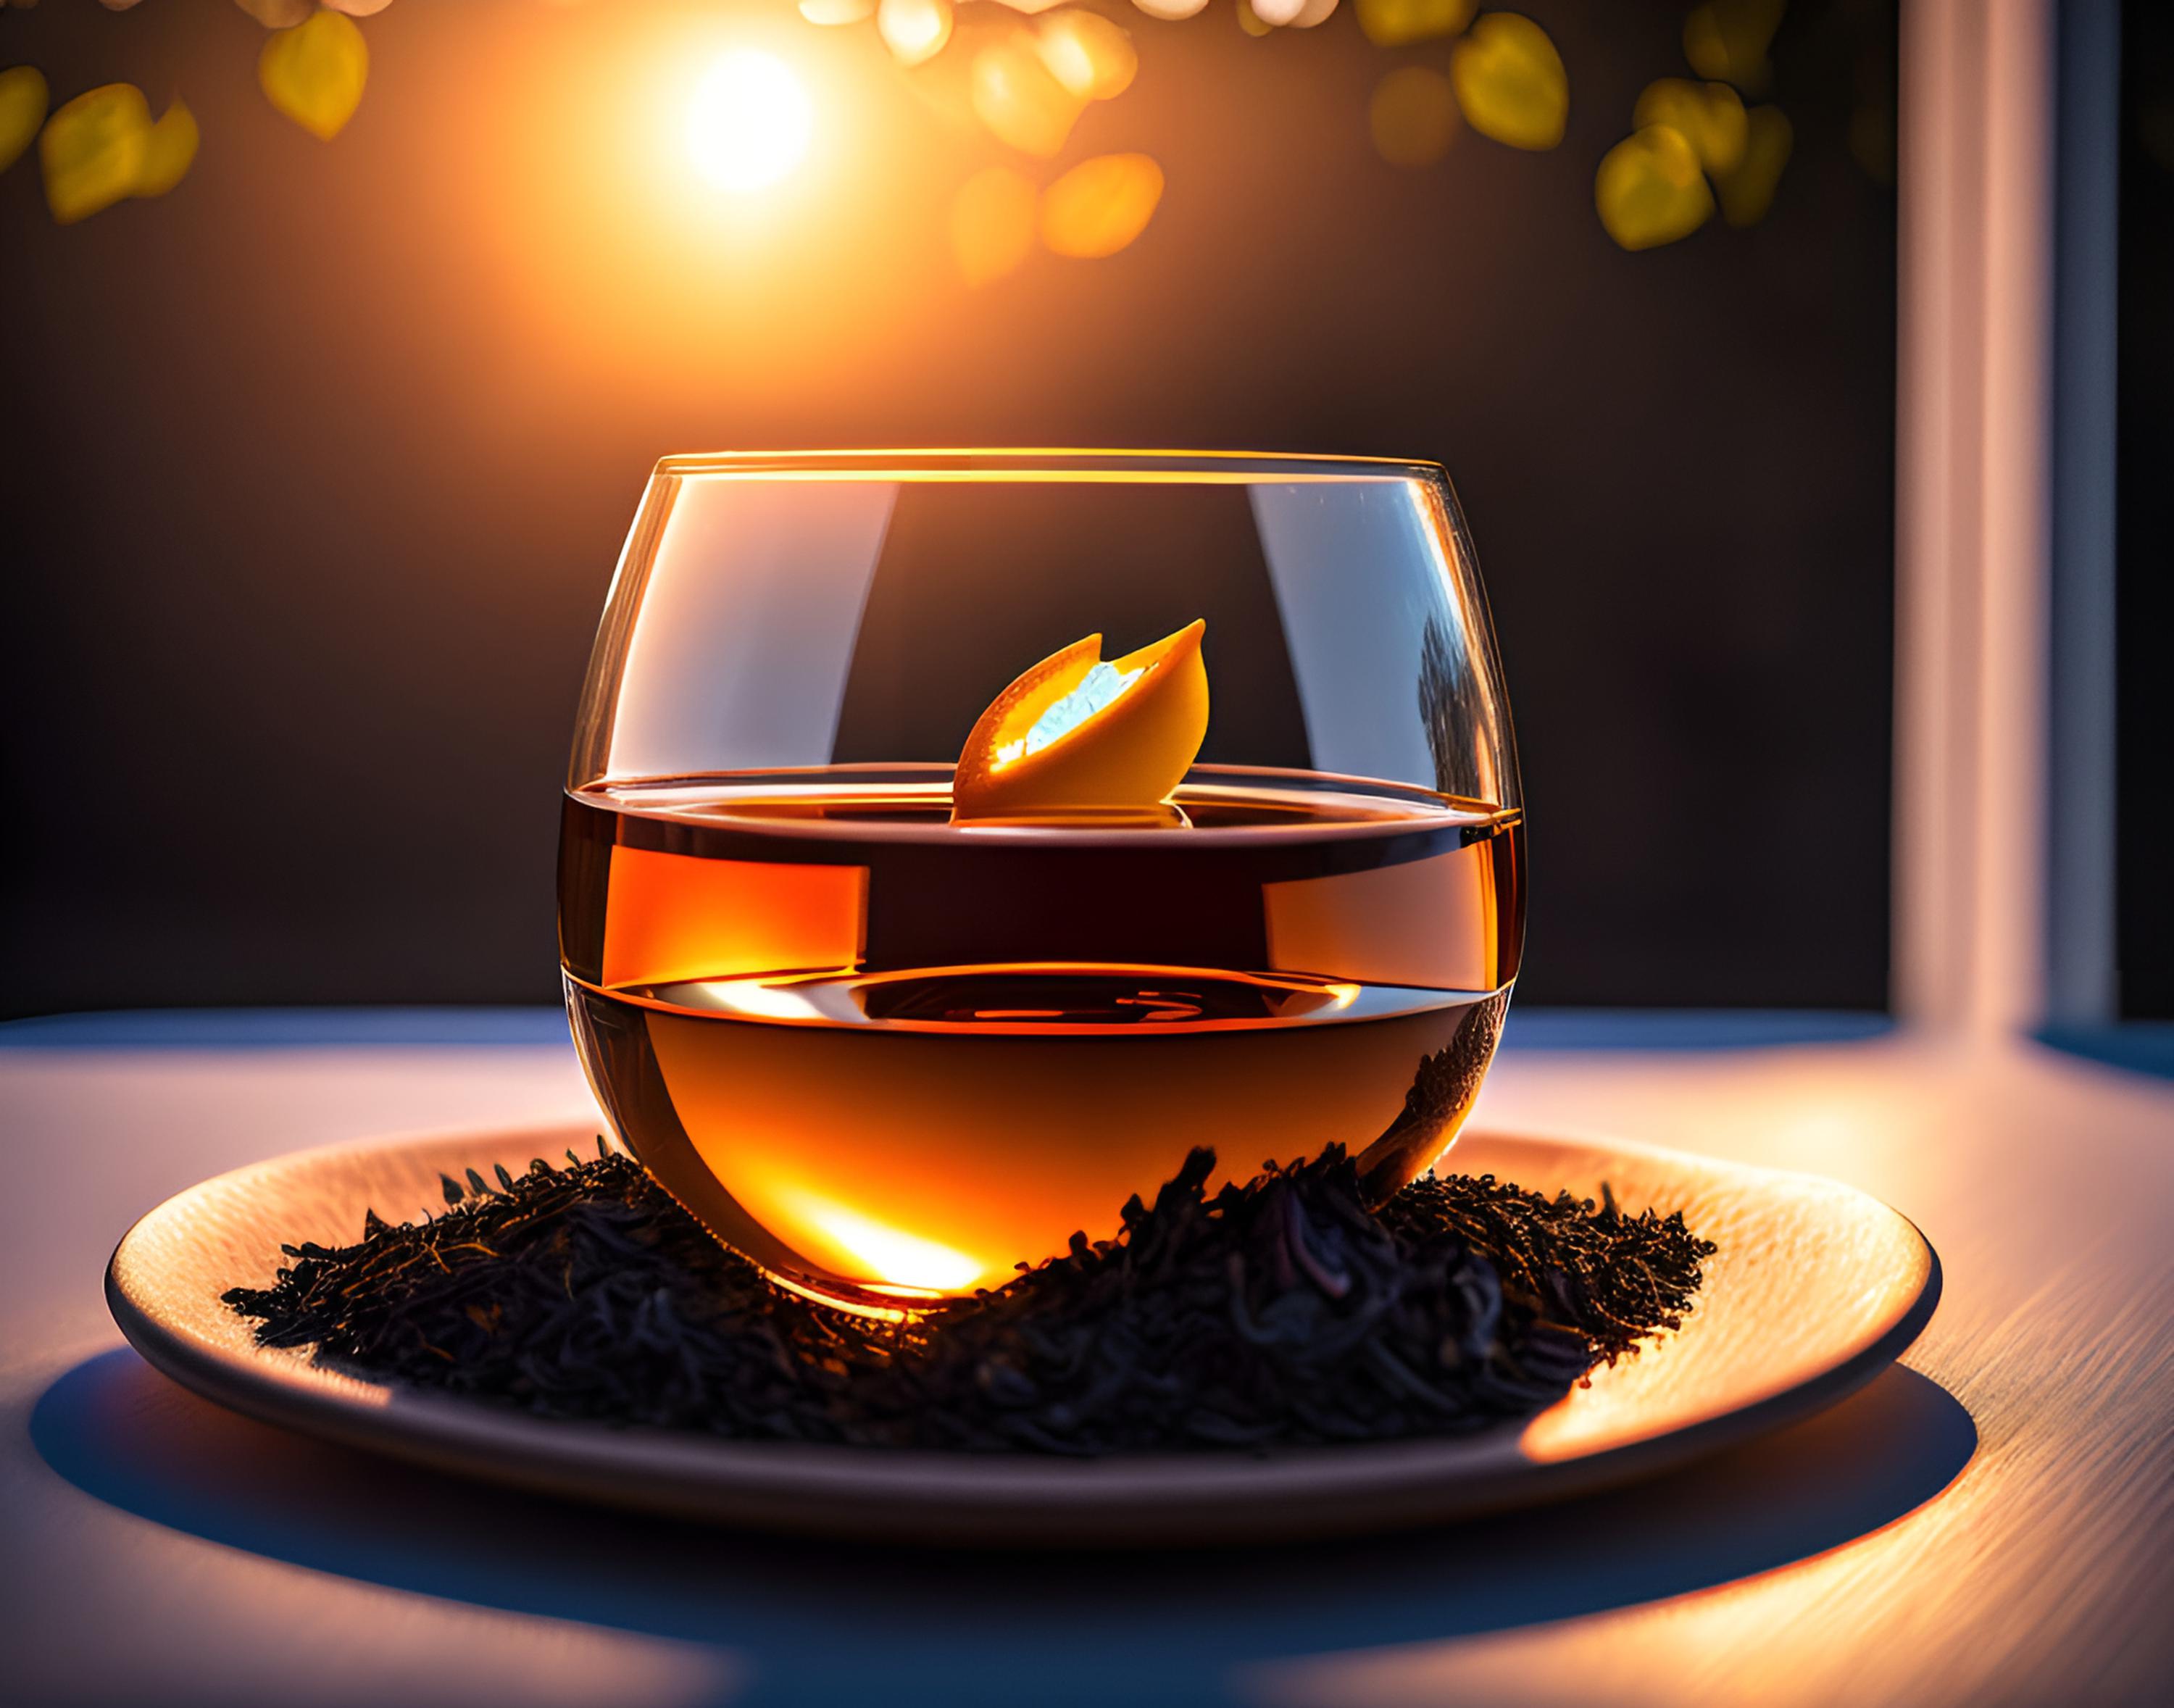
561;451;1523;1310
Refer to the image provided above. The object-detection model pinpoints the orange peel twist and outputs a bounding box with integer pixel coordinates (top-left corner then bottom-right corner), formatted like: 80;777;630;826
951;620;1208;822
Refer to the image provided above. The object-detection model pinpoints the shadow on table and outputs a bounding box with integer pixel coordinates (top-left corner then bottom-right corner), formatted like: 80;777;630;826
32;1349;1974;1707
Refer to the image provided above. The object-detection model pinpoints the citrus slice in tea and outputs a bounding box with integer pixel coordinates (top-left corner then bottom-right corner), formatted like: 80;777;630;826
951;620;1209;822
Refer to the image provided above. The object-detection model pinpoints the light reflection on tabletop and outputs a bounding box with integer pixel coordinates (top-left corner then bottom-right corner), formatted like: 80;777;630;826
5;1021;2171;1705
1240;1031;2174;1707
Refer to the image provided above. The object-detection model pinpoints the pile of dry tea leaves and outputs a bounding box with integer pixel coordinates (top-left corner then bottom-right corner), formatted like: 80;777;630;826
225;1141;1715;1455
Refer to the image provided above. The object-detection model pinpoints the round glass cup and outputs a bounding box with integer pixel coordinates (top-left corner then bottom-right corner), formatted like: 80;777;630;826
561;451;1523;1311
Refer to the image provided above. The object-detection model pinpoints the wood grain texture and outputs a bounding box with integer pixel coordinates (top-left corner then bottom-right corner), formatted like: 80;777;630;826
104;1123;1936;1545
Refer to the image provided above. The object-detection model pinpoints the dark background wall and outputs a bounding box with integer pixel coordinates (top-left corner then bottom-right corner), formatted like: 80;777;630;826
0;0;1897;1017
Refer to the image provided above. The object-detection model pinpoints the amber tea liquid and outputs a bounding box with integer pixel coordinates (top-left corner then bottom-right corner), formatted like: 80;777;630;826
561;767;1523;1309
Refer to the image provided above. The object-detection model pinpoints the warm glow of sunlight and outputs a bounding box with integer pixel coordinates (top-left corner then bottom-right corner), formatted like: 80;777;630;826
686;50;814;193
771;1184;990;1294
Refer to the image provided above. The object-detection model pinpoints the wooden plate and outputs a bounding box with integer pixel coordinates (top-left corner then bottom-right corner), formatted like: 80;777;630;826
106;1122;1938;1546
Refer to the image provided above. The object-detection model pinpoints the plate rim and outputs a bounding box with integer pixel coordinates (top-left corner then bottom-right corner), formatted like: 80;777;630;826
104;1120;1941;1546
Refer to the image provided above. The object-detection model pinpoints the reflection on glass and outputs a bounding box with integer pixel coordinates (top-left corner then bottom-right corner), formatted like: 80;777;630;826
561;451;1524;1310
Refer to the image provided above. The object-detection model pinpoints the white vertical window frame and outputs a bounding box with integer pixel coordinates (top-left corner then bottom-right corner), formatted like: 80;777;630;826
1894;0;2058;1034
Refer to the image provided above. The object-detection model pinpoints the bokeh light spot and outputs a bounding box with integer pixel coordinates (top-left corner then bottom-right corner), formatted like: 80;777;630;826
1715;104;1793;227
134;99;200;199
1450;12;1567;151
258;7;370;142
1253;0;1340;26
972;36;1084;157
39;84;149;225
878;0;955;67
1633;77;1748;175
0;64;49;176
1683;0;1785;96
1354;0;1473;48
1596;123;1713;251
1034;11;1138;102
1040;151;1163;258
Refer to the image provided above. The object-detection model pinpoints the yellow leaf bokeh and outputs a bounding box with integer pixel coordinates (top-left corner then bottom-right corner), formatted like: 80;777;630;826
951;164;1038;286
259;8;369;141
1040;151;1162;259
1237;0;1274;36
1683;0;1786;95
40;84;149;225
1035;12;1137;102
1632;78;1746;175
1354;0;1473;49
1;64;49;175
972;36;1084;157
1450;13;1566;151
37;83;197;222
1251;0;1338;25
1714;103;1792;226
1596;124;1712;251
1370;66;1458;168
878;0;954;67
133;99;199;199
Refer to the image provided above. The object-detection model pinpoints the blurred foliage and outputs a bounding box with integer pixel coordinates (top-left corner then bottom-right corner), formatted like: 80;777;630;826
259;9;370;141
1038;150;1163;256
878;0;954;67
38;83;196;224
1683;0;1784;95
1596;122;1711;250
0;64;48;174
0;0;1865;261
39;83;154;224
856;2;1168;268
1354;0;1473;51
1591;1;1798;250
3;0;386;223
1633;78;1746;175
970;32;1085;155
1036;10;1136;99
134;95;200;198
1254;0;1340;27
1449;14;1567;151
1714;101;1791;226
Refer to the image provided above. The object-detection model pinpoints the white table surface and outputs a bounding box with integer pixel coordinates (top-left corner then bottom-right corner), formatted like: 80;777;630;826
3;1010;2170;1708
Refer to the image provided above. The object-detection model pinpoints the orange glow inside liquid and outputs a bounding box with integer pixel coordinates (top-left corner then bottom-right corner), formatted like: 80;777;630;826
559;768;1522;1309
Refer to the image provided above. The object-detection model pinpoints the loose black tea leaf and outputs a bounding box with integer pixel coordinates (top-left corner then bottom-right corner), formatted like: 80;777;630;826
224;1145;1715;1456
